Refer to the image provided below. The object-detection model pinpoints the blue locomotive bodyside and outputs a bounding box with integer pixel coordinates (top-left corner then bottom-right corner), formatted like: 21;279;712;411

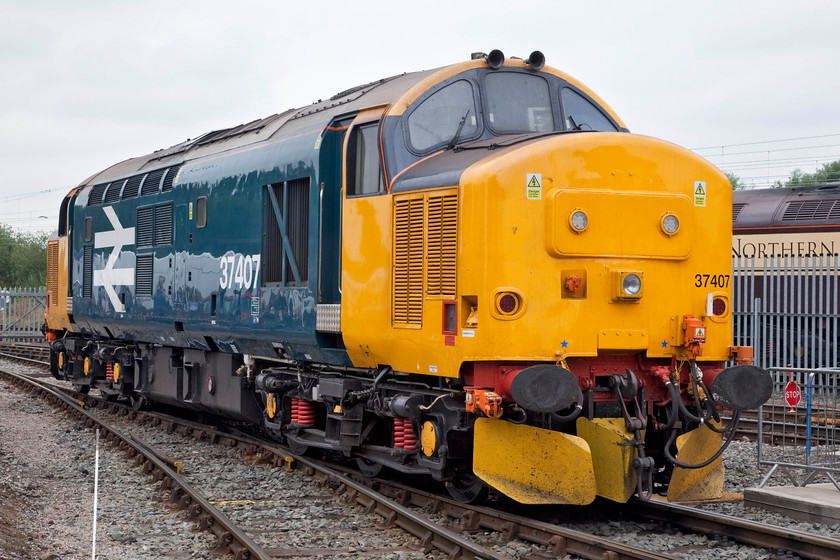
69;112;351;365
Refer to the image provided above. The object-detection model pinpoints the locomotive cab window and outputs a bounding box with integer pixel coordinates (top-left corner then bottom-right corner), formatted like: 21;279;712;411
560;87;617;132
406;80;478;153
346;122;385;196
58;196;71;236
484;73;554;133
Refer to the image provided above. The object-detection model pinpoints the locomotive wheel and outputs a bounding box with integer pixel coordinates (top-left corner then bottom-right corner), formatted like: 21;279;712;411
286;437;309;455
356;457;384;478
72;383;90;394
102;392;118;402
130;393;149;411
445;473;488;504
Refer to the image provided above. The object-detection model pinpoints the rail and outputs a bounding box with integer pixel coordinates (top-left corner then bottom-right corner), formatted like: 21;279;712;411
635;500;840;560
0;367;272;560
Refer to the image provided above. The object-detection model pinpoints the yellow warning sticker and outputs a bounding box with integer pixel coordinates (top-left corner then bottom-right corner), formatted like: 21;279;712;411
526;173;542;200
694;181;706;207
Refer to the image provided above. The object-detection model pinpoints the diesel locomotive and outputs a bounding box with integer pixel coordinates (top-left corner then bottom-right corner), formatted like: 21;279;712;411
45;50;771;505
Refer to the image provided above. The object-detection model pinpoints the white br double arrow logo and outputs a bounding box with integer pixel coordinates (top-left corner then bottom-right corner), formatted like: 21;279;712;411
93;206;136;312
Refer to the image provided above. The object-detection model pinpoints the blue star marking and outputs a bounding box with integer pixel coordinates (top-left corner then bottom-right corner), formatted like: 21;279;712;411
561;340;569;348
661;340;668;348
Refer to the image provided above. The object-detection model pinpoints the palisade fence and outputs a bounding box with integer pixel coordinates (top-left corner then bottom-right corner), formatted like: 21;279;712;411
0;287;48;343
732;255;840;488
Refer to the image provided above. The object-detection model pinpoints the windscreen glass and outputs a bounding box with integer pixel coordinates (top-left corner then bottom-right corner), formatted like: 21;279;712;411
485;73;554;133
561;88;617;132
407;80;478;152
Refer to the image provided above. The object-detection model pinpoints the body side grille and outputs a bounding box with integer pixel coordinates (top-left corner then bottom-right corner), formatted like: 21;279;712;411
392;195;425;327
426;192;457;297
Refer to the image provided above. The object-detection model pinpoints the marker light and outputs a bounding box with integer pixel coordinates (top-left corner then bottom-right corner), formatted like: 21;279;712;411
660;213;680;236
491;288;527;320
498;294;518;314
569;209;588;233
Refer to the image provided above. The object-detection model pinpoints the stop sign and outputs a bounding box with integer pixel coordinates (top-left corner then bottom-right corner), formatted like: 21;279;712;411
785;381;801;408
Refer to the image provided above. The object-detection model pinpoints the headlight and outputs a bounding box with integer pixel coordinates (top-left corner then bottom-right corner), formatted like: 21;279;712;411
612;270;644;301
660;213;680;236
623;273;642;296
569;209;588;233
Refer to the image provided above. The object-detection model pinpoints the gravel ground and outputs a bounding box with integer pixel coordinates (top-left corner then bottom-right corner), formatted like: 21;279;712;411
0;375;218;559
0;362;440;560
2;357;840;560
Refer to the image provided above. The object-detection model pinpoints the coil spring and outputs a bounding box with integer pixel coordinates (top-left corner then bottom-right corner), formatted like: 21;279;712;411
291;398;316;426
105;362;114;382
393;418;417;451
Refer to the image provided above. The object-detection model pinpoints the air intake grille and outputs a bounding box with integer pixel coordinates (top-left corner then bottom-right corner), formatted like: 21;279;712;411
154;203;173;246
88;184;108;206
732;202;746;222
426;193;458;297
104;180;124;203
83;245;92;298
263;178;310;285
47;240;59;306
137;207;154;248
392;195;425;327
135;255;153;296
137;203;172;248
123;174;143;198
161;166;179;192
142;168;165;196
783;200;840;222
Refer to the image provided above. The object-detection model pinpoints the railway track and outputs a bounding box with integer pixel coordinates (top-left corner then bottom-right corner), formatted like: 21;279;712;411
2;345;840;559
0;365;508;559
0;341;50;364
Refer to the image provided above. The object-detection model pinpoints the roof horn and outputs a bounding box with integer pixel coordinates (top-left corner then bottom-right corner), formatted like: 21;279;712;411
485;49;505;69
525;51;545;70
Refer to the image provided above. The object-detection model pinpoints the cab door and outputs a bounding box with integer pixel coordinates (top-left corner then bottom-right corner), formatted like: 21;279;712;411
337;107;389;366
311;116;352;343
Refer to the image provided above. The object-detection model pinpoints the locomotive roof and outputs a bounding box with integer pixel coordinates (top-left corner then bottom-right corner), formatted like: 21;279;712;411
79;68;441;187
77;54;626;189
733;183;840;230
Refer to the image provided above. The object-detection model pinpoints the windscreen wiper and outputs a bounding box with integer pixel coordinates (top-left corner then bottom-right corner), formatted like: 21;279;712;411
446;110;470;150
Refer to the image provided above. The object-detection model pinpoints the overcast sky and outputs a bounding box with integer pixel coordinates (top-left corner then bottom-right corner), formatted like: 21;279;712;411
2;1;839;233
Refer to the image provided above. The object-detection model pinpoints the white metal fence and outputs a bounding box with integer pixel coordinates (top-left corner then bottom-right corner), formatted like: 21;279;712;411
733;255;840;487
733;255;839;375
0;287;47;342
755;368;840;489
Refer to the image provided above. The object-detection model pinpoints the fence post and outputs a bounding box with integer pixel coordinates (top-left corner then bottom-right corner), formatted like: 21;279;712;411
806;372;814;464
755;296;763;469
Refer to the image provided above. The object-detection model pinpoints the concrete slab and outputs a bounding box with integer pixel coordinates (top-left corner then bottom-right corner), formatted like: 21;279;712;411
744;483;840;524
